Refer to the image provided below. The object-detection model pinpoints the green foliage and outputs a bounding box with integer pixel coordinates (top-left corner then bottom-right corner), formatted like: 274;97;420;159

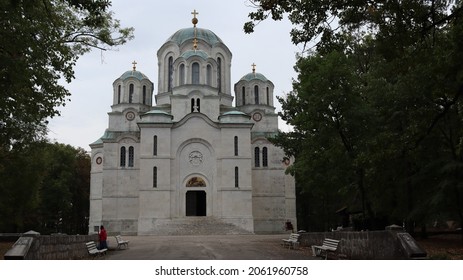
0;0;134;149
0;142;90;234
253;0;463;230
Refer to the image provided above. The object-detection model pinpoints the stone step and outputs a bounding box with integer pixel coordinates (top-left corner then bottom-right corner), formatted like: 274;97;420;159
150;217;253;235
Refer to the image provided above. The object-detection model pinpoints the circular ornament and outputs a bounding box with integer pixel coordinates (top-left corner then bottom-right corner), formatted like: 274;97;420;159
96;157;103;165
252;112;262;122
189;151;203;166
125;111;135;121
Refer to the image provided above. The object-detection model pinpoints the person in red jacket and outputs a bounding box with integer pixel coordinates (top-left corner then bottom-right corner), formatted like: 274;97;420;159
99;225;107;250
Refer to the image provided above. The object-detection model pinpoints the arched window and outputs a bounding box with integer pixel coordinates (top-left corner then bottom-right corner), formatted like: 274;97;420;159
254;147;260;167
153;166;157;188
235;167;239;188
179;64;185;86
118;85;121;104
262;147;268;167
120;146;126;167
191;98;195;112
192;62;200;84
153;135;157;156
266;87;270;105
129;84;134;103
241;86;245;105
234;136;238;156
217;57;222;92
206;64;212;86
254;85;259;104
196;98;200;112
142;85;146;105
168;56;173;91
128;146;134;167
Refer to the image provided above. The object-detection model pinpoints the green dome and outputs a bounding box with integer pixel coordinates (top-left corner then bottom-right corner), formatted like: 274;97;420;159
181;50;209;60
221;110;248;116
119;70;149;81
167;27;223;46
143;110;171;116
239;72;269;82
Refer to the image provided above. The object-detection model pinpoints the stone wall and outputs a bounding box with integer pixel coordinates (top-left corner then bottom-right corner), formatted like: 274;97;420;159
24;235;99;260
299;230;425;259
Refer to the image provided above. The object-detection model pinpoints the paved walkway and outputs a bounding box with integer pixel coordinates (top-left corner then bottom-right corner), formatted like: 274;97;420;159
103;234;316;260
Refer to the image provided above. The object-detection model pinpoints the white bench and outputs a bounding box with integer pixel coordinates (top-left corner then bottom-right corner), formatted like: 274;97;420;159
115;235;130;249
86;241;107;257
311;238;340;259
281;233;300;249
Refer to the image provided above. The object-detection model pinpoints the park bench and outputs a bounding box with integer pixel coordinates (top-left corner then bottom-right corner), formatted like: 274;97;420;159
86;241;107;257
281;233;300;249
311;238;340;259
115;235;130;249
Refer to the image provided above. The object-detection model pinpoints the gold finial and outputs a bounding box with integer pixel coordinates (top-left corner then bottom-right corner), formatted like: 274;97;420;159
132;60;137;71
193;38;198;51
251;63;256;73
191;9;199;26
191;10;199;50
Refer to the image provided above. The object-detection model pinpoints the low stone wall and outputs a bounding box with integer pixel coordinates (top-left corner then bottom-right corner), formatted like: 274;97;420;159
5;234;99;260
299;230;423;259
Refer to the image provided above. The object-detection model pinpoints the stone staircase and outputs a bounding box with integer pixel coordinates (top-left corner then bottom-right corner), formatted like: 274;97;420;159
149;217;253;235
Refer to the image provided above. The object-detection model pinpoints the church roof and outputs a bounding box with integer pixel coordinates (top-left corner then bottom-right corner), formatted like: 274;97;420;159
239;72;269;82
166;27;223;47
181;50;209;60
143;110;172;116
119;70;150;81
221;110;248;116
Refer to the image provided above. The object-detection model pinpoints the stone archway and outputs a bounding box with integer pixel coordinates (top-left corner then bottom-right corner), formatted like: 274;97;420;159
186;190;206;216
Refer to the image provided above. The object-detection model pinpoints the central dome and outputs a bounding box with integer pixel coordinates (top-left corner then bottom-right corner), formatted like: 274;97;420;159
166;27;223;47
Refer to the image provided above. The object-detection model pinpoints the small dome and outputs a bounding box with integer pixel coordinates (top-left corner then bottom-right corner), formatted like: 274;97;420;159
221;110;248;116
119;70;150;81
167;27;223;47
181;50;209;60
142;109;171;116
219;110;251;123
239;72;269;82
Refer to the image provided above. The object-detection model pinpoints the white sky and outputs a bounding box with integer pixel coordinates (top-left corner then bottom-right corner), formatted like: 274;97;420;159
47;0;301;151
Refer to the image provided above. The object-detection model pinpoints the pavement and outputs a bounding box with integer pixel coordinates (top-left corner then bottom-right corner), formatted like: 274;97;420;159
103;234;316;260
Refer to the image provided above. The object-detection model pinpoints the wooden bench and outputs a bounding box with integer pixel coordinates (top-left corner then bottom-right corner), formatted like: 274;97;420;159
311;238;340;259
281;233;300;249
86;241;107;257
115;235;130;249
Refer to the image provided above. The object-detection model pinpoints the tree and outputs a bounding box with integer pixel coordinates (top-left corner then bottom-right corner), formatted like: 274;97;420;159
248;0;463;233
39;143;90;234
0;141;90;233
0;142;46;231
0;0;134;149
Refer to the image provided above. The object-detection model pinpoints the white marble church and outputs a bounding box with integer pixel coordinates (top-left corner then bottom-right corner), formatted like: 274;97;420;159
88;11;296;235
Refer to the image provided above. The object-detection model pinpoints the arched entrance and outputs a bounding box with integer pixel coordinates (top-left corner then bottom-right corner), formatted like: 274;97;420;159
186;190;206;216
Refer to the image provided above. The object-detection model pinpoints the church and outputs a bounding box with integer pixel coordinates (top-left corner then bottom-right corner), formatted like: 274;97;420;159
88;11;296;235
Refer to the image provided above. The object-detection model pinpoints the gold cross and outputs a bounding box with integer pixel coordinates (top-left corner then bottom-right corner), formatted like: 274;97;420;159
132;60;137;71
191;9;199;27
251;63;256;73
191;9;199;19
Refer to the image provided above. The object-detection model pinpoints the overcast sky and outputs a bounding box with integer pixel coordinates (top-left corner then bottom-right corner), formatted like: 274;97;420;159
47;0;301;150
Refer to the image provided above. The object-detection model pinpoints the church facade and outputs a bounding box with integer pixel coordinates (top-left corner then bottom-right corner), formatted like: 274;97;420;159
88;13;296;235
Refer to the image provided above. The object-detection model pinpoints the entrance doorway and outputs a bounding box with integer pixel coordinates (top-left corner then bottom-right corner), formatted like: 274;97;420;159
186;191;206;216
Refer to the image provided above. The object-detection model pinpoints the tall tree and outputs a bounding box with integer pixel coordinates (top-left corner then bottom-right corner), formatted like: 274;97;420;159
0;141;90;233
0;0;133;149
247;0;463;232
